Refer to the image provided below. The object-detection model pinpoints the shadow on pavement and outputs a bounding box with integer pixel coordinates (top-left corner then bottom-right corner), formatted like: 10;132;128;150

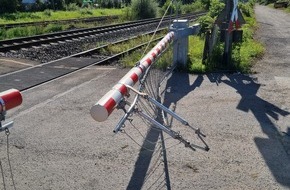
126;72;203;190
207;72;290;187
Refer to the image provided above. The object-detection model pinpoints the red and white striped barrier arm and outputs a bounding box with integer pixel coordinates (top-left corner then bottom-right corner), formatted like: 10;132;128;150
90;32;175;122
0;89;23;114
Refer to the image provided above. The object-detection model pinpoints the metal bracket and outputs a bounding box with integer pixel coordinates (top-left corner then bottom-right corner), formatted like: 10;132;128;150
115;85;210;152
0;98;6;122
0;98;15;132
0;121;13;132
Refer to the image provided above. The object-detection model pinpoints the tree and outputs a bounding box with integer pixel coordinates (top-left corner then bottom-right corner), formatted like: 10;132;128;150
45;0;66;10
123;0;131;6
0;0;20;14
182;0;194;4
131;0;158;19
65;0;82;6
157;0;166;6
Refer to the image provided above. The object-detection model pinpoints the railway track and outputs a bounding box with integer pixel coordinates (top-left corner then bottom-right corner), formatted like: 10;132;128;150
0;30;165;92
0;15;119;29
0;11;206;92
0;12;205;53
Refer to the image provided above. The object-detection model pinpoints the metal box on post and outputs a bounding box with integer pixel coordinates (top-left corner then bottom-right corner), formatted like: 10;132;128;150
233;29;243;43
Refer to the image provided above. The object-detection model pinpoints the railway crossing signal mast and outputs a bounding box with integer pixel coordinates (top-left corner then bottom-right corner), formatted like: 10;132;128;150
216;0;245;67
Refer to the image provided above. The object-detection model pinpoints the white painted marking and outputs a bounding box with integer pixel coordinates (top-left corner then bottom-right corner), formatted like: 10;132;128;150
0;58;34;66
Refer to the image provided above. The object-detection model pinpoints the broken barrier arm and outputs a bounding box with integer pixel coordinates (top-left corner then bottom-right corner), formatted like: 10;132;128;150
90;32;175;122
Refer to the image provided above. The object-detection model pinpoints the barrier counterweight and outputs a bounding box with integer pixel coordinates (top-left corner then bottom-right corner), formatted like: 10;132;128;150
90;32;175;122
0;89;22;113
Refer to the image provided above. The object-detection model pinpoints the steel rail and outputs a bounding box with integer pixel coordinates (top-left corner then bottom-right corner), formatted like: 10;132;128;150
0;30;165;92
0;12;206;52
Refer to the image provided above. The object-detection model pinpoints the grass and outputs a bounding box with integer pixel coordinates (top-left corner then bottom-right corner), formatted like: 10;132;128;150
0;8;123;24
187;35;206;73
231;15;265;73
0;24;77;40
0;12;122;40
0;8;124;40
99;31;171;69
233;40;264;73
120;46;173;69
0;26;45;39
100;32;172;68
186;2;265;73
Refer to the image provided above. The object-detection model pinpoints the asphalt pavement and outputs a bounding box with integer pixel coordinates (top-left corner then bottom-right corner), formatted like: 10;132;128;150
0;5;289;190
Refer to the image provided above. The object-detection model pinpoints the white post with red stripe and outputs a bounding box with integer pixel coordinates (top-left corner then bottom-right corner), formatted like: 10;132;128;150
90;32;175;122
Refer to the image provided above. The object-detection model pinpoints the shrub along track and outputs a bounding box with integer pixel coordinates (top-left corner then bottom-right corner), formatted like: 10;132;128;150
0;15;119;29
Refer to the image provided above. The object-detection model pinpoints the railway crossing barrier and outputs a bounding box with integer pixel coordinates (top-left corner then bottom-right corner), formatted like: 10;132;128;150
90;20;209;152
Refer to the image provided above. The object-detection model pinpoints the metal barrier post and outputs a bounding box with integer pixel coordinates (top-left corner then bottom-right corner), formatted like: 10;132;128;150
170;20;200;68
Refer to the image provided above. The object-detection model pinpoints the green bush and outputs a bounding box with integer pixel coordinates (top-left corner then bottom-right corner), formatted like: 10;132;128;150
43;9;52;17
65;3;80;11
131;0;158;20
159;0;182;16
5;27;28;39
209;0;225;17
232;40;264;73
198;0;224;33
181;0;205;13
79;8;93;15
187;36;206;73
155;48;173;70
231;15;264;72
198;15;215;34
239;3;254;17
44;24;64;33
187;0;265;73
121;6;132;20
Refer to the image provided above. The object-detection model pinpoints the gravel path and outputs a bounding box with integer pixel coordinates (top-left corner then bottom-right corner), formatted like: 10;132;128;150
0;5;289;190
